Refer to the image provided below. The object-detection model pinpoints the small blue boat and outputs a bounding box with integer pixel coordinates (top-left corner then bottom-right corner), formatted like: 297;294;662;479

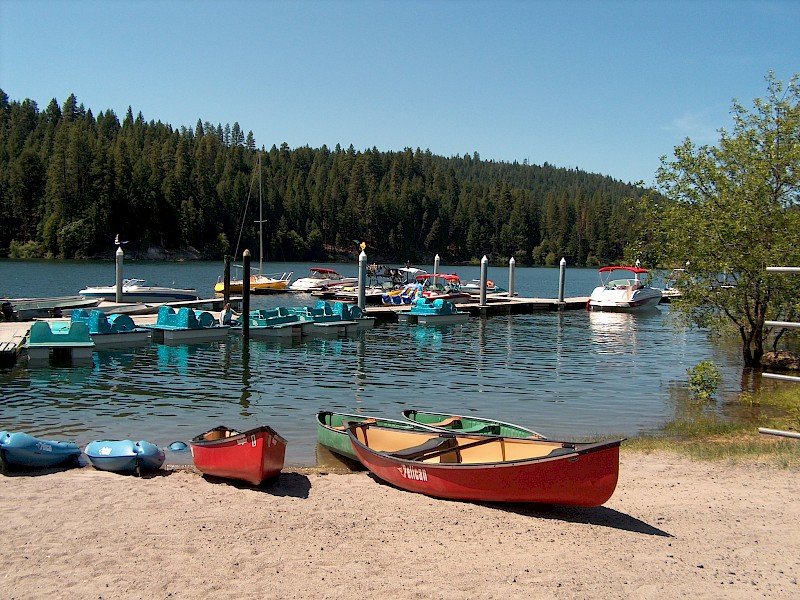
397;297;469;325
84;439;165;474
0;430;81;469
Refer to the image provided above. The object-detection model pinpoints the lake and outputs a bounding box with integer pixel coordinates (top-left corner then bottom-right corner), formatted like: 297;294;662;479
0;259;743;465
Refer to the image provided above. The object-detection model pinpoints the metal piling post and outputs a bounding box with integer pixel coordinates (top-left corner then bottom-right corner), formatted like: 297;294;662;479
242;250;251;340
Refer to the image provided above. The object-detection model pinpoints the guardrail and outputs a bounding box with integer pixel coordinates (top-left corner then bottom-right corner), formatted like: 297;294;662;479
763;266;800;384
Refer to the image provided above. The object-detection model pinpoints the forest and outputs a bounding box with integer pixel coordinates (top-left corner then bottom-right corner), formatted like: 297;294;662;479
0;91;646;265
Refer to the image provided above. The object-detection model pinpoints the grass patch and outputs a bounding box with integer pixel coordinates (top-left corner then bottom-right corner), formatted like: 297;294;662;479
625;384;800;468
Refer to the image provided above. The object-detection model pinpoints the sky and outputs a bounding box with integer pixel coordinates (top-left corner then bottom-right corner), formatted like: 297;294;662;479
1;0;798;185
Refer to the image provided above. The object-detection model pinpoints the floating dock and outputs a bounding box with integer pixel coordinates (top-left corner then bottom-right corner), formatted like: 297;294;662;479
0;295;589;367
364;296;590;323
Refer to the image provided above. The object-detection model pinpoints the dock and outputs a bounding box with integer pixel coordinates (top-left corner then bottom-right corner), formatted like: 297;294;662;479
0;295;588;367
364;296;590;323
0;322;29;367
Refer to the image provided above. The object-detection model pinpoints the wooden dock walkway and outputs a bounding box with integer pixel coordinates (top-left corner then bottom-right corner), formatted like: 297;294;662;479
0;322;31;367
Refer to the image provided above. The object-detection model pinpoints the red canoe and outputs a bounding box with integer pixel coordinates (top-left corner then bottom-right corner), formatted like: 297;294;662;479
190;425;287;485
347;423;622;506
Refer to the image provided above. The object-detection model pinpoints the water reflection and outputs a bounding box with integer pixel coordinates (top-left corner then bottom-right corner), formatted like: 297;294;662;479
156;343;197;376
588;310;659;355
240;344;252;415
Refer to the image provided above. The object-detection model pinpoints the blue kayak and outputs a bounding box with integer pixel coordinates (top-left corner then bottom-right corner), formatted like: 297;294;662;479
84;439;165;474
0;431;82;469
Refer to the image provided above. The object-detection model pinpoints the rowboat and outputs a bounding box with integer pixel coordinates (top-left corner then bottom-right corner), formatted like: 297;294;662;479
84;439;165;474
402;410;546;439
0;431;81;470
316;411;437;462
347;422;623;506
190;425;286;485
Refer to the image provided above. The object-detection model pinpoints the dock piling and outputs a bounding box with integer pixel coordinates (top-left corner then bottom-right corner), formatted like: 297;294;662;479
508;257;516;297
115;246;124;303
358;250;367;310
558;257;566;308
433;253;440;288
242;250;250;340
223;255;231;305
479;255;488;307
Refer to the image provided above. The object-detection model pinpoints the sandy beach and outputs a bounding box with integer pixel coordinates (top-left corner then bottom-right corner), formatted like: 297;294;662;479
1;451;797;599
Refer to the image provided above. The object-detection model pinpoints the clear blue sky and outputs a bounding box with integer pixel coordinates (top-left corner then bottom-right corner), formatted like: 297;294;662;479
1;0;797;185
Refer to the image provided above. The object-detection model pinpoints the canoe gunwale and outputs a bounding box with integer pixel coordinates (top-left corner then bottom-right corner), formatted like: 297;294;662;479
401;409;547;439
191;425;287;448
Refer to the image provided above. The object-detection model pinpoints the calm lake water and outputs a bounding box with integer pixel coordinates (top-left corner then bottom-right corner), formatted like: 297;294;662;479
0;259;743;465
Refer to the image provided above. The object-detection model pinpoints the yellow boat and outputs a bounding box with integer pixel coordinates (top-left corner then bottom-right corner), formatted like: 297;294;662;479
214;272;292;294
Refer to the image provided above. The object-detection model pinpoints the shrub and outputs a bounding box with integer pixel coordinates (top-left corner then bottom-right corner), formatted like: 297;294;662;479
688;360;722;401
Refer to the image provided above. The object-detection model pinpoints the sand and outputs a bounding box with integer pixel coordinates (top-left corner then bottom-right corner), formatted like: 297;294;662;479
1;451;797;599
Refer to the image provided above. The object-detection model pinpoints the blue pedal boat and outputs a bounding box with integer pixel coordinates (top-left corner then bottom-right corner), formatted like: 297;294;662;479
0;430;82;469
397;297;469;325
66;309;151;348
84;439;165;474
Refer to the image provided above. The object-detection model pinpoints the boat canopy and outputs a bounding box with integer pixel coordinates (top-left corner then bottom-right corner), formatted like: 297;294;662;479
598;266;649;274
309;267;340;275
416;273;461;281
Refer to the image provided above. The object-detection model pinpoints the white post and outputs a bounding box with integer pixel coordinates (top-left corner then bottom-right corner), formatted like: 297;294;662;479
433;253;440;288
115;246;124;303
480;255;488;307
508;257;516;297
358;250;367;310
557;257;566;305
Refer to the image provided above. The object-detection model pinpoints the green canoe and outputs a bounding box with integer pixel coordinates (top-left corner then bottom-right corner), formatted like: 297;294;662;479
316;411;438;461
401;409;546;439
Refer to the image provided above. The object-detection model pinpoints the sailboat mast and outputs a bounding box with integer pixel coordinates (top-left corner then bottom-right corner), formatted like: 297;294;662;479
258;152;264;274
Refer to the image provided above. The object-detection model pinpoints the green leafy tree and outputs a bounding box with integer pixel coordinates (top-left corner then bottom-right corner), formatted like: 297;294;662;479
632;72;800;367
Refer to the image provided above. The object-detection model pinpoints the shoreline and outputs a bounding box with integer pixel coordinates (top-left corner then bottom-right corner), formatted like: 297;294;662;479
2;450;797;599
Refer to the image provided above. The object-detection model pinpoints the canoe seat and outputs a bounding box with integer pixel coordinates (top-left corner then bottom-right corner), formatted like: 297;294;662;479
331;418;376;431
545;445;577;458
427;416;462;427
390;436;458;461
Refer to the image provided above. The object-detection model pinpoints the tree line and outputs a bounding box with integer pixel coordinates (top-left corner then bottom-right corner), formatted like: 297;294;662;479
0;91;646;265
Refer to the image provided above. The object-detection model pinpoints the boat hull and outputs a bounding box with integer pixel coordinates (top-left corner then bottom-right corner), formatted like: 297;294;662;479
589;287;662;312
80;288;198;303
0;431;81;469
84;440;165;473
190;425;286;485
349;426;622;506
214;274;291;295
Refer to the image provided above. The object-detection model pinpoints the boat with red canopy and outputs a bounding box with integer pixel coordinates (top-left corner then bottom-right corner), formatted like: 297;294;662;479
190;425;287;485
415;273;471;301
588;265;662;312
347;422;622;506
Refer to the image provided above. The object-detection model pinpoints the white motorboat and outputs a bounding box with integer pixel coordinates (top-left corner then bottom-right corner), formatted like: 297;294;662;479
289;267;357;292
79;279;198;303
588;266;662;312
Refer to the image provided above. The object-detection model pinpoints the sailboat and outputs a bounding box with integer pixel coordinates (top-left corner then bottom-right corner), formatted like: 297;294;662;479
214;152;292;294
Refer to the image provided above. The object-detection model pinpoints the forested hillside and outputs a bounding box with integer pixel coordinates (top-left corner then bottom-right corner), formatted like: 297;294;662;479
0;91;646;264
